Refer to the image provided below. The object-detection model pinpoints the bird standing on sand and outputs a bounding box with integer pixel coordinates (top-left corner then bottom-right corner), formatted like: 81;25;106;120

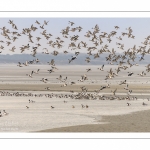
3;110;9;115
0;111;2;117
81;104;85;108
111;89;117;96
142;102;147;106
45;87;50;90
127;103;131;106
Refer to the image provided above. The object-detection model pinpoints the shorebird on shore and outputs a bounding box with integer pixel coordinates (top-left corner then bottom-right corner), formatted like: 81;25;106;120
3;110;8;115
0;111;2;117
51;106;54;109
29;99;35;103
61;83;67;87
86;105;89;108
71;82;75;85
47;69;54;73
127;102;131;106
26;106;29;109
107;83;110;88
45;87;50;90
142;102;148;106
81;104;85;108
127;90;132;95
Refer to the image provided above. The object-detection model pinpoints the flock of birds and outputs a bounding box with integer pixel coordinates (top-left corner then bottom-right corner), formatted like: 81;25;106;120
0;19;150;117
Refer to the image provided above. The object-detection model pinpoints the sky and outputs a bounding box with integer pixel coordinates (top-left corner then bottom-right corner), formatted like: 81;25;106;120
0;18;150;55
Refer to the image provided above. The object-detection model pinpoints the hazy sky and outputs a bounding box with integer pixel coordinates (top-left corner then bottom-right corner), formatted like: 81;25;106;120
0;18;150;55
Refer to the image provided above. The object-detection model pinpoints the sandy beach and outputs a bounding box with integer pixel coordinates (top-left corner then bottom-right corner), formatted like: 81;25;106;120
39;109;150;132
0;65;150;132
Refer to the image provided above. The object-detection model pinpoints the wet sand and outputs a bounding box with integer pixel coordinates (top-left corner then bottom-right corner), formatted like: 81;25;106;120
0;64;150;93
0;64;150;132
39;109;150;132
0;83;150;93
